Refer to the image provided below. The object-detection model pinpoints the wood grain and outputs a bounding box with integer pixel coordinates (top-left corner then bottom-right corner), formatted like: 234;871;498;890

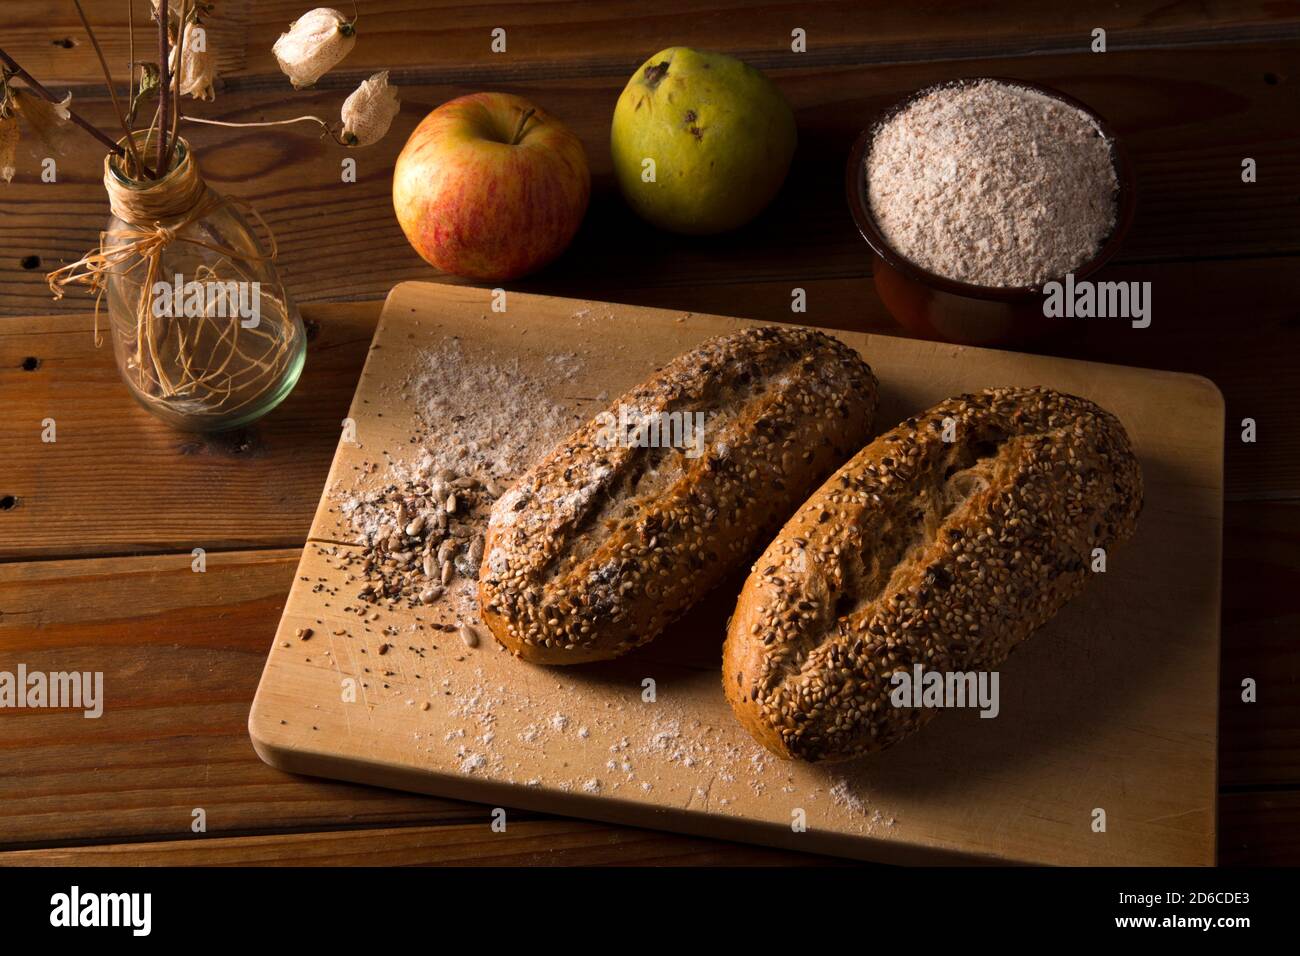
3;261;1295;568
9;1;1296;85
1219;499;1300;789
0;539;1290;859
0;301;377;560
0;820;828;866
1;0;1295;867
0;548;458;849
1219;790;1300;866
2;44;1297;317
3;790;1285;865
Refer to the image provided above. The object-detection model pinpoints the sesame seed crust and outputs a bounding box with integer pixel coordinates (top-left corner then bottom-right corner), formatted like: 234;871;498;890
478;326;879;664
722;386;1144;762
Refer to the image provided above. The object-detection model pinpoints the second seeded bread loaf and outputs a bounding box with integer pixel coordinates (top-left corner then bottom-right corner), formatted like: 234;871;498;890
723;386;1143;761
478;325;879;664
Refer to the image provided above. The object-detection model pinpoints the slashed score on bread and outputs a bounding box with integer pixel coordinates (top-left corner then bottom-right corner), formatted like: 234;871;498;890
723;386;1143;762
479;325;879;664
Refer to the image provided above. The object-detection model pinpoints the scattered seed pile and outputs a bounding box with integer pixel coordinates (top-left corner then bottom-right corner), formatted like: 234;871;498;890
335;338;582;621
866;80;1118;287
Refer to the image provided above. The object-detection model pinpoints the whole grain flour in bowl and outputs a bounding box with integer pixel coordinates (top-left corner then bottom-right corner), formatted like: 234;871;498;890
865;79;1118;289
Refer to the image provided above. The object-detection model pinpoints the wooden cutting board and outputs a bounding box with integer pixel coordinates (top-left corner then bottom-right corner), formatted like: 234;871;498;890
250;281;1222;865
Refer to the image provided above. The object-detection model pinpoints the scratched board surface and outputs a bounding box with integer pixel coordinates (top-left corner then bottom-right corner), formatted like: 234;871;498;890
250;281;1222;864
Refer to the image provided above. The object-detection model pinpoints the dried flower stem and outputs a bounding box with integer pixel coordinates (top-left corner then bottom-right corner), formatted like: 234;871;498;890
72;0;145;176
127;0;137;122
157;0;170;172
162;0;188;171
138;104;162;164
0;46;124;157
182;113;349;145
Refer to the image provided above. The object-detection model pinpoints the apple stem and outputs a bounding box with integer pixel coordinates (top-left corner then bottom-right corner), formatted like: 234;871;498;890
510;108;536;146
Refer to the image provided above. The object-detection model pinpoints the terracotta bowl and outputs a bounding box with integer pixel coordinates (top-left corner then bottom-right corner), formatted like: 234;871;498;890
846;78;1136;348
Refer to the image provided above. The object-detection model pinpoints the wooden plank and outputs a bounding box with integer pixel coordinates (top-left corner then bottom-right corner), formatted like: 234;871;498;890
0;548;467;849
1219;499;1300;789
5;790;1292;865
2;257;1297;566
9;1;1296;85
0;529;1288;853
0;301;377;560
3;43;1298;317
0;820;829;866
1219;789;1300;865
249;282;1222;865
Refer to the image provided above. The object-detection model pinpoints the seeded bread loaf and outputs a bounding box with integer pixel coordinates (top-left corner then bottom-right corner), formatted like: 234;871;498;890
722;386;1143;762
478;326;879;664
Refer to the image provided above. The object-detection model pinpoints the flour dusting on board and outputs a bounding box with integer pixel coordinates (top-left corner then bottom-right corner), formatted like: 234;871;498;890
408;338;580;480
329;337;583;623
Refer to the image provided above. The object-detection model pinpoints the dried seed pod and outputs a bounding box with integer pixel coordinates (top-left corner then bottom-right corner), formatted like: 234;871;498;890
422;553;436;578
171;19;217;101
419;586;443;605
272;7;356;90
446;493;458;514
405;515;425;537
440;559;453;585
436;539;456;566
341;70;400;147
12;89;73;155
458;624;481;648
0;111;18;184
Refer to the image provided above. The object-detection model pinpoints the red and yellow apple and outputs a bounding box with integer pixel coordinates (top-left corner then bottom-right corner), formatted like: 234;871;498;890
393;93;591;281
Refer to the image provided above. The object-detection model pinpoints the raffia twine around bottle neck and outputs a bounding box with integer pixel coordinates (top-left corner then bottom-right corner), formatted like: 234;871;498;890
103;138;215;225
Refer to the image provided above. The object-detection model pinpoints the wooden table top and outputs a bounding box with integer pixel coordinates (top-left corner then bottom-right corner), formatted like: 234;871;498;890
1;0;1296;866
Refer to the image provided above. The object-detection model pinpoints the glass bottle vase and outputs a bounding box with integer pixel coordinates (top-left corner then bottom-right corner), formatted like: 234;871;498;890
101;137;306;432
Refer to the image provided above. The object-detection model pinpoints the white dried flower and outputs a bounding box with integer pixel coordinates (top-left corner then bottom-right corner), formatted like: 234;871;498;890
273;7;356;90
1;85;77;183
341;71;400;147
170;20;217;101
0;111;18;184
